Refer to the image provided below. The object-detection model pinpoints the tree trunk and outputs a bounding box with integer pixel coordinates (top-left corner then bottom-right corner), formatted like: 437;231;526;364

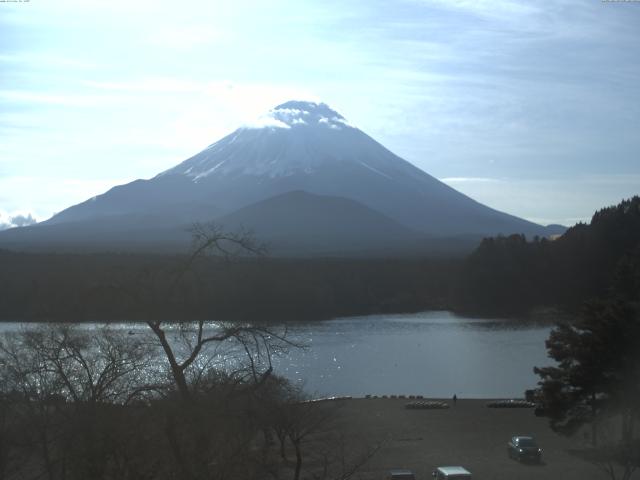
620;409;636;480
591;392;598;447
148;323;191;400
277;431;287;460
621;408;633;445
293;439;302;480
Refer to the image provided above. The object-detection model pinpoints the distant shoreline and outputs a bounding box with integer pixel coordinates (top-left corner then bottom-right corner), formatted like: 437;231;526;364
0;306;573;325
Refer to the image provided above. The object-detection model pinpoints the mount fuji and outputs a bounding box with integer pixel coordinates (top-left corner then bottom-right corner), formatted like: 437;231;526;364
0;101;563;255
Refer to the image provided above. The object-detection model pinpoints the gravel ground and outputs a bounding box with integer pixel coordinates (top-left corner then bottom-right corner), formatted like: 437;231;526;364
332;398;607;480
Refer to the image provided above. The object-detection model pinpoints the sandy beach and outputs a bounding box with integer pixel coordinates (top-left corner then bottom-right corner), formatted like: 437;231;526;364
330;397;605;480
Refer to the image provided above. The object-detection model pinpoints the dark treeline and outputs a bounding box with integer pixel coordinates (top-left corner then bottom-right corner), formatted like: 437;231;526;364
456;196;640;315
0;252;459;322
2;196;638;322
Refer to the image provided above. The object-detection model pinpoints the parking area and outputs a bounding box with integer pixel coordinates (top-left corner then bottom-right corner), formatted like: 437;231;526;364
335;398;604;480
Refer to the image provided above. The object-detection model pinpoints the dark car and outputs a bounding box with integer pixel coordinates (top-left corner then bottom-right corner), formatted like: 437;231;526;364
507;435;542;463
388;469;416;479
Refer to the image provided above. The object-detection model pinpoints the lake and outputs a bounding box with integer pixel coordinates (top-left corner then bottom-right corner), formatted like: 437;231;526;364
0;311;553;399
273;311;552;398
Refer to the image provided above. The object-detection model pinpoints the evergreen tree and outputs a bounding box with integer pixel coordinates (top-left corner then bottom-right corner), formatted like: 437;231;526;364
535;301;640;442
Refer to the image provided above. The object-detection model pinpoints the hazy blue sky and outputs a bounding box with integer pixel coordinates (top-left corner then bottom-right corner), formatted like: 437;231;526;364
1;0;639;228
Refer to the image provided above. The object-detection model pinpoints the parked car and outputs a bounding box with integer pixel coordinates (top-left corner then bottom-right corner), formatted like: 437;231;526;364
507;435;543;462
432;466;472;479
388;468;416;479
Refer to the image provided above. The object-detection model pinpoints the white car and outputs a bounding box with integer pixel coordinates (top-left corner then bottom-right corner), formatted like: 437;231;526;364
432;466;472;479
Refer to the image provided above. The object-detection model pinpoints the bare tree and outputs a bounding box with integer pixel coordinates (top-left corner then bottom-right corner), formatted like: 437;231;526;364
267;393;382;480
143;222;294;401
0;324;158;480
129;222;307;480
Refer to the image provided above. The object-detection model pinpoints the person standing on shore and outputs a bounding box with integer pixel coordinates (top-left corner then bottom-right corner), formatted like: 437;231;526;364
453;394;457;406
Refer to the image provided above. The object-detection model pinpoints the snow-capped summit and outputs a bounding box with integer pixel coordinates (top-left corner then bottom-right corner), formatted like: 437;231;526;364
236;101;353;131
5;99;561;255
260;100;353;130
158;101;367;181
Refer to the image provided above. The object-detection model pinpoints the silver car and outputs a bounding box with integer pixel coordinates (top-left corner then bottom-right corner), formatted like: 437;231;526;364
432;466;472;479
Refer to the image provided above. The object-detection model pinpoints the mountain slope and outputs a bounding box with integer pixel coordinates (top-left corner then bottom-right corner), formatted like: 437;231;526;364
0;213;190;253
215;190;426;256
0;100;562;255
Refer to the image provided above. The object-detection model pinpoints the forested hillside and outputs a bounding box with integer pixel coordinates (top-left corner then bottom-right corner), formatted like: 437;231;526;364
0;252;457;322
456;196;640;315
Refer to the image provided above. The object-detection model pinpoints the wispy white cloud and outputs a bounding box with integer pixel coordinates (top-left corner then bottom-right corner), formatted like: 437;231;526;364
419;0;539;22
0;211;38;231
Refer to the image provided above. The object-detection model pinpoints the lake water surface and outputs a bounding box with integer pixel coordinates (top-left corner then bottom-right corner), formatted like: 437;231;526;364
272;311;552;398
0;311;553;399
